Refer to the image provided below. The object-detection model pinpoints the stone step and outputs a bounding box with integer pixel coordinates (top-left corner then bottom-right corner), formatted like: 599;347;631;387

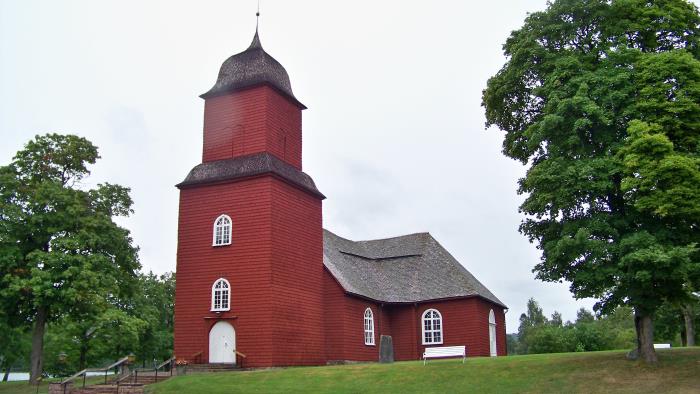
184;363;240;373
72;385;119;394
123;375;171;384
71;383;145;394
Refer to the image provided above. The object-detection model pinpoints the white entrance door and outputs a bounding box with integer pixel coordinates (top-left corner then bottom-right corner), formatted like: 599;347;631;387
209;321;236;364
488;309;497;357
489;324;497;356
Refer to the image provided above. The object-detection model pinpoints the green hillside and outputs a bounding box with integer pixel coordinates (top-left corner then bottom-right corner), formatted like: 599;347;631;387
148;348;700;394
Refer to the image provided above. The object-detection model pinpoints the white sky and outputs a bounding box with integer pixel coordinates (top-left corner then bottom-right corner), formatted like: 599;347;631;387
5;0;691;332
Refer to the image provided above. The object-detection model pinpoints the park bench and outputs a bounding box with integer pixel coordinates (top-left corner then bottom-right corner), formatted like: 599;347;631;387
422;346;466;365
653;343;671;349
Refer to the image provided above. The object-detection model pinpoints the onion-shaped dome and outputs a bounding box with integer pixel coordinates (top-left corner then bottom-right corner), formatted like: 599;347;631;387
200;30;305;108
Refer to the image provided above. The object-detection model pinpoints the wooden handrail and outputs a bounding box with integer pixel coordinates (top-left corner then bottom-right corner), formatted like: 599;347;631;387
234;350;247;358
156;356;176;370
60;355;129;386
115;356;176;384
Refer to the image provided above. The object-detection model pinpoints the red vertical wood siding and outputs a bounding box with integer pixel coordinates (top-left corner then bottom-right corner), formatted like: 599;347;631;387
202;86;302;169
174;178;276;366
321;274;507;362
269;178;325;365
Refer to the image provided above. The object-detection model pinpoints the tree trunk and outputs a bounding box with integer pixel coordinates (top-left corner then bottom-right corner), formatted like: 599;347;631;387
2;358;9;382
29;306;48;385
79;340;88;370
682;305;695;347
635;309;658;363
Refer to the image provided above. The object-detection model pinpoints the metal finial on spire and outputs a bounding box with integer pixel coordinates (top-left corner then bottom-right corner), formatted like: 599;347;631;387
248;1;262;50
256;0;260;30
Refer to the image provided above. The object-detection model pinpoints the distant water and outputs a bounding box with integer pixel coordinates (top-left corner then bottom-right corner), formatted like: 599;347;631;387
5;371;106;382
6;372;29;382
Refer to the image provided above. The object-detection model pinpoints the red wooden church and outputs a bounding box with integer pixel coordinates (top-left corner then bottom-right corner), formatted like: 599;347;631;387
174;29;507;367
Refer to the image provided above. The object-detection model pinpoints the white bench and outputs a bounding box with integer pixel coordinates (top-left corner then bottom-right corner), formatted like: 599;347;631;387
422;346;466;365
653;343;671;349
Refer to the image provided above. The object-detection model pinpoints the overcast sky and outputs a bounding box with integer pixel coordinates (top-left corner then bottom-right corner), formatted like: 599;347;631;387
5;0;690;332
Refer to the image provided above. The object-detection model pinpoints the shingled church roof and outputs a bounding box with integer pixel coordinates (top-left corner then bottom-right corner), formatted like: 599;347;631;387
200;29;305;108
323;229;506;307
176;152;325;199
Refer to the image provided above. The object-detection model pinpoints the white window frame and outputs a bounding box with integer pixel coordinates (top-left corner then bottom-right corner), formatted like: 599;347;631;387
212;214;232;246
211;278;231;311
364;308;375;346
421;308;443;345
489;309;497;356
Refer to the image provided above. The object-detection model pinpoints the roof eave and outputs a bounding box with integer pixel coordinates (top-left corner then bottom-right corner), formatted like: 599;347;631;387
199;81;307;110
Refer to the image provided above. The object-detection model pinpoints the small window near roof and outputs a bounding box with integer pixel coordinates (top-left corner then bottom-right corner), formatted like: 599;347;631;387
211;278;230;311
364;308;375;345
213;214;232;246
422;309;443;345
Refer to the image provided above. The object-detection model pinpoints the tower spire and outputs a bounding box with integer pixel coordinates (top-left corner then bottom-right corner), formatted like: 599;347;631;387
249;0;262;50
256;0;260;31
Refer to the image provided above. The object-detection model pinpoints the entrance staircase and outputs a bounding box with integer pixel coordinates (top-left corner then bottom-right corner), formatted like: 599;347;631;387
54;355;245;394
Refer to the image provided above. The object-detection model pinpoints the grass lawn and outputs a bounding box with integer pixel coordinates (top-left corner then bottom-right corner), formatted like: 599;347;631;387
147;348;700;394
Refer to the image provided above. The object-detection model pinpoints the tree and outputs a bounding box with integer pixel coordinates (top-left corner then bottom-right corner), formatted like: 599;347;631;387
517;298;548;354
0;134;140;384
482;0;700;363
131;272;175;366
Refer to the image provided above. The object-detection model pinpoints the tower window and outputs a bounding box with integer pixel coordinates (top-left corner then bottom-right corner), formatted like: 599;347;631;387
211;278;231;311
213;214;232;246
422;309;443;345
364;308;375;345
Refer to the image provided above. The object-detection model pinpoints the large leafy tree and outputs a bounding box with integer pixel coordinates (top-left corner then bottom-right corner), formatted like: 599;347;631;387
0;134;140;383
130;271;175;367
483;0;700;363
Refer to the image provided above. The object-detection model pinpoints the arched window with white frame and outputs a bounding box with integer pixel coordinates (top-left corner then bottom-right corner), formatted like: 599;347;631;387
364;308;375;345
489;309;497;356
213;214;232;246
211;278;231;311
422;309;443;345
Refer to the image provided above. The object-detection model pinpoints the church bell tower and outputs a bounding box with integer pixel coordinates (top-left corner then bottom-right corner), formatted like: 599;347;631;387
173;28;326;367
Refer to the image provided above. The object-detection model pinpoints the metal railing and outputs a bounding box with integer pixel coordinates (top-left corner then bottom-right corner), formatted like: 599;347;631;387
59;356;129;393
116;356;176;385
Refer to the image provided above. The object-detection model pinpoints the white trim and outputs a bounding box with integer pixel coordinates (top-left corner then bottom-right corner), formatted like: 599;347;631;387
489;309;497;356
211;278;231;311
212;214;232;246
364;308;375;346
421;309;443;345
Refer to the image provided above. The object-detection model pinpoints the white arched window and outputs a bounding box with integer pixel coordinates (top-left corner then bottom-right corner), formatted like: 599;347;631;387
211;278;230;311
212;214;232;246
422;309;443;345
489;309;497;356
364;308;375;345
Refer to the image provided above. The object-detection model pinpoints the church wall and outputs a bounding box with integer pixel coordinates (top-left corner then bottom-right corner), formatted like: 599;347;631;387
323;269;347;360
386;304;420;361
174;177;276;366
265;87;302;169
202;88;267;162
201;86;302;168
323;273;391;363
382;298;507;361
270;178;325;365
414;298;494;358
